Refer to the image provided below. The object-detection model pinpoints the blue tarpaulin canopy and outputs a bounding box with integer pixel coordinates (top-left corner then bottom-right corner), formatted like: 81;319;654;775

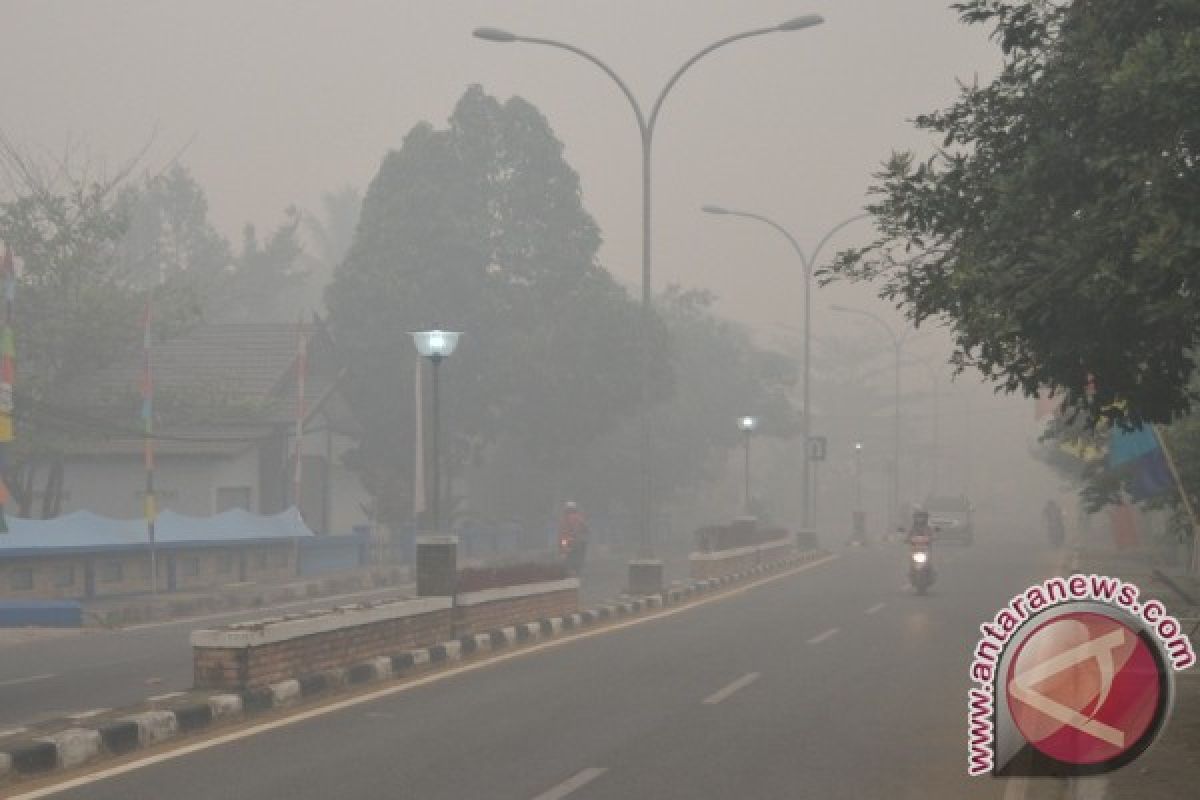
0;507;313;557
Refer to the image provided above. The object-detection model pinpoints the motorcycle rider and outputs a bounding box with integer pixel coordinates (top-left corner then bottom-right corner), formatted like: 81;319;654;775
907;509;934;546
558;501;589;576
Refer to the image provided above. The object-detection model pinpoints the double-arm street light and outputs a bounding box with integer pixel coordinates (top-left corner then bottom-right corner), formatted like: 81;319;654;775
702;206;867;533
829;305;918;527
475;15;824;590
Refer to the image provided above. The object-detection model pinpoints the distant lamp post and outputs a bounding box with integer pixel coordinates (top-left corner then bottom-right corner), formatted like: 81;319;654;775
739;416;759;515
411;330;462;533
831;305;916;527
852;441;866;543
702;205;868;533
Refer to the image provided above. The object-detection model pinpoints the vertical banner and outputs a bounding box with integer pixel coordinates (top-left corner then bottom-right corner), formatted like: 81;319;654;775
413;354;426;519
292;315;308;517
0;245;16;533
141;295;157;588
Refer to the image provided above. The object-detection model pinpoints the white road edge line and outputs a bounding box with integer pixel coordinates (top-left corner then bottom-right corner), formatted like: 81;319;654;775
865;602;886;615
807;627;840;645
531;767;608;800
703;672;760;705
8;553;838;800
0;673;55;688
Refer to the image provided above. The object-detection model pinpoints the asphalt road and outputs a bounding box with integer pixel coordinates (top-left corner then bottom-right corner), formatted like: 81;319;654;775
28;529;1065;799
0;553;679;730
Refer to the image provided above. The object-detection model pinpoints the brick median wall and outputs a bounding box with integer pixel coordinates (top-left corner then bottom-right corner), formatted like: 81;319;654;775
454;589;578;636
689;539;794;581
194;607;453;690
193;582;580;690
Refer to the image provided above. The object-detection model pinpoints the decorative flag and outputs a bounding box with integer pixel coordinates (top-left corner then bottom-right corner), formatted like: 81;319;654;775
0;244;16;533
1109;502;1141;550
1108;423;1173;501
292;316;308;517
141;296;157;554
413;354;426;517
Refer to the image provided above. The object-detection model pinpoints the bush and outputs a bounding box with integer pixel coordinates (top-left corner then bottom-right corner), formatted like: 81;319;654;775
456;561;569;593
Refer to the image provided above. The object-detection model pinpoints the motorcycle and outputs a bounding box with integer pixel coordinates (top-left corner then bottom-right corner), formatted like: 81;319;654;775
559;533;586;576
909;533;935;595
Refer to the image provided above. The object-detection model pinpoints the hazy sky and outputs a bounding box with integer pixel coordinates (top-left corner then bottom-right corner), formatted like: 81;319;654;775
1;1;1000;330
1;1;1044;498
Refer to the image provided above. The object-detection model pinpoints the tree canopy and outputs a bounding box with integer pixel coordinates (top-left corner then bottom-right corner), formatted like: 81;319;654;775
825;0;1200;426
325;86;655;528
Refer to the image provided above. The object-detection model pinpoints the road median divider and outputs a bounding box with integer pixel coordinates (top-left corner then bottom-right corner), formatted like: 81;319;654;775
0;546;829;787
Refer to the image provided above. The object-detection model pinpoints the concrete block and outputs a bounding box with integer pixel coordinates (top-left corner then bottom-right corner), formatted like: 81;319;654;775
346;663;376;684
174;703;214;733
124;711;179;747
42;727;101;770
410;648;431;666
0;751;10;778
443;640;463;661
269;680;301;707
474;633;493;651
208;694;243;720
8;740;58;774
370;656;393;680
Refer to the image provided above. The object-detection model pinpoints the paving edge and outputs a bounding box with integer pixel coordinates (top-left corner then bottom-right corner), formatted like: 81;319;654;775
0;547;830;785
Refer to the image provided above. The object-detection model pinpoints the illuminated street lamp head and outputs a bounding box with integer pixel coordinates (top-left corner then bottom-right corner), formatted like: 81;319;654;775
411;330;462;361
701;205;730;215
777;14;824;31
473;27;518;42
854;442;863;451
739;415;759;433
830;304;849;313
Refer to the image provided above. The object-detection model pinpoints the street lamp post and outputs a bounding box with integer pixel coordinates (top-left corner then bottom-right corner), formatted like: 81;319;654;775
830;305;916;527
475;14;823;592
853;441;864;509
739;416;759;515
702;206;867;532
411;330;462;534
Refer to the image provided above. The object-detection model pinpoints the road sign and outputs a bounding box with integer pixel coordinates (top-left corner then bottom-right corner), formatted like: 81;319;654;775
808;436;827;462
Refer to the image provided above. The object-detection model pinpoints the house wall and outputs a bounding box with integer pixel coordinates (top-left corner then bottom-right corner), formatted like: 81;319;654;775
0;542;298;600
59;435;367;536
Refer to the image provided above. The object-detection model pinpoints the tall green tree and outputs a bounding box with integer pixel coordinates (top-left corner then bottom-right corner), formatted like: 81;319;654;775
326;86;653;530
826;0;1200;426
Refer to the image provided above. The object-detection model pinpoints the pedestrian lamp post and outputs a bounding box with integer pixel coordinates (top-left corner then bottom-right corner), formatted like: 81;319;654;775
852;441;866;543
853;441;864;509
830;305;917;528
475;14;824;593
702;206;868;531
739;416;759;515
411;330;461;534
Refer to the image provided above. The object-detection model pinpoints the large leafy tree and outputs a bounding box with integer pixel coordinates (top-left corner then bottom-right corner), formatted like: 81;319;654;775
326;86;653;530
826;0;1200;426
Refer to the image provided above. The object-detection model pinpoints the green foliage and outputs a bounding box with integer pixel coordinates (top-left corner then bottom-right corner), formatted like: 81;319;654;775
824;0;1200;426
326;86;653;528
216;208;306;322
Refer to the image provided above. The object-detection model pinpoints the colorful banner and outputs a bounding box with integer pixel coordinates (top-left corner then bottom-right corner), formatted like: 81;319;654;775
0;244;15;533
1108;424;1173;500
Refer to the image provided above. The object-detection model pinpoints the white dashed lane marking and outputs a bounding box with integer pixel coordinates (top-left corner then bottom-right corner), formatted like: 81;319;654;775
807;627;840;645
532;767;609;800
865;602;886;615
703;672;761;705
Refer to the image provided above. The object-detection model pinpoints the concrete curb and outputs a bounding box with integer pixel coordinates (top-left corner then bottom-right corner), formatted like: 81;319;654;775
0;547;830;785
